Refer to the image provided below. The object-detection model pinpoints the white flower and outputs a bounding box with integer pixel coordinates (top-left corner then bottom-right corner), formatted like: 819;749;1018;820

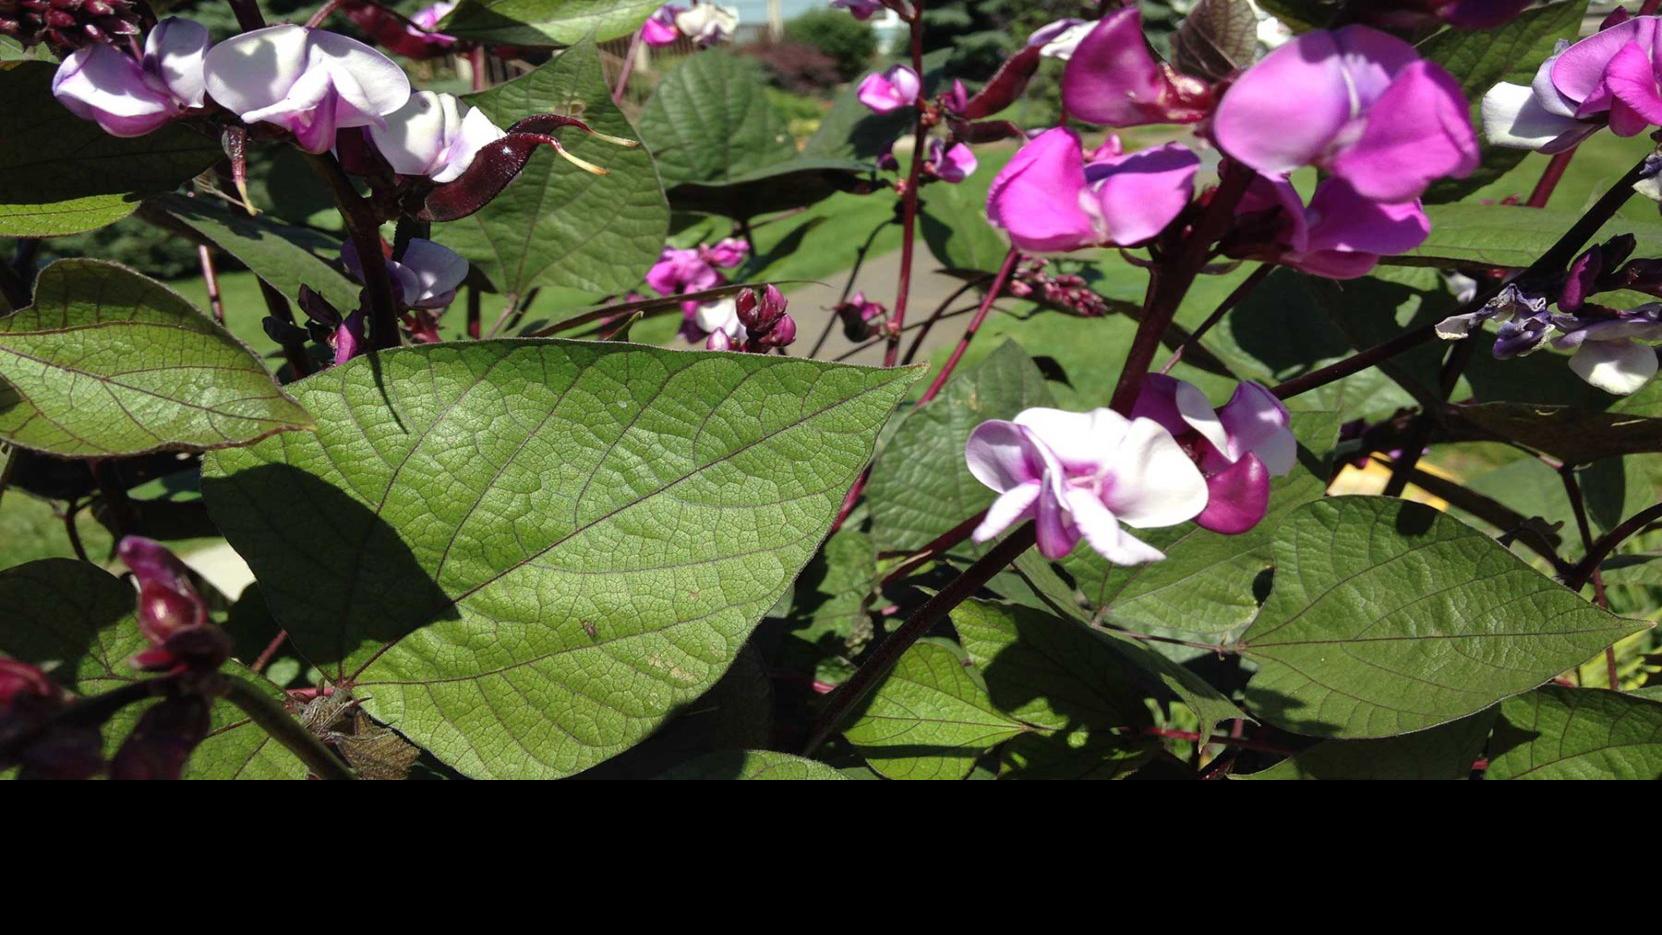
369;90;506;183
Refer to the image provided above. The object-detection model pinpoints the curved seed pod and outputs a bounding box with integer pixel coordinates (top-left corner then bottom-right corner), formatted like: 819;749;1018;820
957;44;1041;120
416;128;618;222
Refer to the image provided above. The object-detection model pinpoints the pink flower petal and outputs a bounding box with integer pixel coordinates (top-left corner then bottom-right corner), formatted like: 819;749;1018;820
1059;8;1169;127
1194;452;1271;535
1213;29;1354;177
1088;142;1200;245
1328;59;1478;203
1215;382;1295;475
964;419;1045;492
973;483;1041;544
1603;41;1662;127
985;127;1099;253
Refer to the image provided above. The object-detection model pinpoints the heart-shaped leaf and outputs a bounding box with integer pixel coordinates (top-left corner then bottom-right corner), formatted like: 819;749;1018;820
0;260;312;457
438;0;658;47
434;38;668;299
202;340;919;778
1240;497;1647;739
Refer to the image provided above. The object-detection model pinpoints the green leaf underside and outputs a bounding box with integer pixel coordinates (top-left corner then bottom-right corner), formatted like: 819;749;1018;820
659;749;848;779
0;559;306;779
435;39;668;298
844;640;1026;780
0;259;312;457
1487;685;1662;779
1241;497;1646;739
439;0;658;46
149;192;360;314
0;61;220;237
203;340;919;779
1239;710;1496;780
868;341;1055;553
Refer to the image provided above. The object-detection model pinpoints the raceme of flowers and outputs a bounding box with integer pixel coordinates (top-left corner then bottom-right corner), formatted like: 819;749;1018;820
639;2;739;48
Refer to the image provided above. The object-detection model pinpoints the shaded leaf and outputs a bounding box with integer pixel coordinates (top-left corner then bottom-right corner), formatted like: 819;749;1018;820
1240;497;1647;739
202;340;920;779
1238;710;1495;780
659;749;848;780
844;639;1026;780
1397;203;1662;268
0;260;312;457
1486;685;1662;779
1174;0;1259;83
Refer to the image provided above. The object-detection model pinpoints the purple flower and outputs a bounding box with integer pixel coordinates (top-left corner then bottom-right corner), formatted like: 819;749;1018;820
1060;9;1211;128
1028;18;1091;61
52;17;210;138
926;138;977;183
369;90;505;183
341;238;470;310
407;2;457;46
674;3;737;46
693;296;744;349
1214;25;1477;203
836;291;887;340
831;0;885;21
117;536;229;674
1131;376;1296;535
1231;176;1431;280
858;64;920;114
965;407;1209;563
641;4;683;46
1484;15;1662;153
703;237;749;268
202;24;411;154
1435;283;1555;358
986;127;1199;254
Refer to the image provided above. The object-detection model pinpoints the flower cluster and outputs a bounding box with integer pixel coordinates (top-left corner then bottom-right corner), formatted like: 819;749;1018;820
1005;258;1110;318
1437;236;1662;395
964;377;1294;563
695;285;798;353
640;2;738;48
1484;12;1662;154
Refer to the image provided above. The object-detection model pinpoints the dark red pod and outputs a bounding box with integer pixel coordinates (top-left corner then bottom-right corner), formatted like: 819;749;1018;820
957;44;1041;120
416;115;634;222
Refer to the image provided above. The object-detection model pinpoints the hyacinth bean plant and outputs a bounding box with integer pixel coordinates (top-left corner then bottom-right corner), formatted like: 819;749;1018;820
5;0;1662;781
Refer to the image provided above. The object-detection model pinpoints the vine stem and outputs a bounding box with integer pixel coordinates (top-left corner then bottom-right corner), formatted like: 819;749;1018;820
305;153;402;350
882;3;928;368
1158;262;1269;375
1560;465;1618;688
809;221;890;358
1108;162;1254;414
612;28;643;105
226;0;265;30
900;277;984;364
914;248;1021;404
1527;149;1578;208
1274;151;1662;401
221;673;355;780
196;244;226;324
1566;502;1662;591
805;523;1037;753
878;509;986;586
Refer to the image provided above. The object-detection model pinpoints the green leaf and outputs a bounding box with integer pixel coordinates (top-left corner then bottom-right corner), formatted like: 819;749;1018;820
202;340;920;779
438;0;658;46
951;598;1150;732
1441;400;1662;464
0;61;221;236
1253;0;1334;31
0;558;307;780
1093;626;1251;739
147;193;360;314
0;259;312;457
766;525;877;685
1238;710;1495;780
1064;410;1340;636
639;51;797;186
659;749;849;780
1240;497;1648;739
1173;0;1259;83
844;639;1027;779
1398;203;1662;268
433;39;668;298
920;182;1009;274
1419;1;1588;204
1487;685;1662;779
868;341;1055;553
662;157;877;218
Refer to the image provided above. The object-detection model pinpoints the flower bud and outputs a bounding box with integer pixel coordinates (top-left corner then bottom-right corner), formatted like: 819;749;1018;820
0;658;55;708
109;695;211;780
118;536;205;647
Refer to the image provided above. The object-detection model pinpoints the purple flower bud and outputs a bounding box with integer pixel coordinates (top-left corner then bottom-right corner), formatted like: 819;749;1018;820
110;695;211;780
858;65;921;114
0;658;55;708
334;311;366;366
117;536;230;674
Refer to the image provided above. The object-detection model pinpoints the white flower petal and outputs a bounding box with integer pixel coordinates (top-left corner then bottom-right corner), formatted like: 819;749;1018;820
1172;379;1231;458
202;24;312;116
973;483;1040;543
1570;340;1659;395
1482;81;1586;152
965;419;1041;492
398;238;470;305
1066;489;1164;565
145;17;211;108
371;90;454;176
1011;406;1128;473
306;28;410;122
1100;417;1209;528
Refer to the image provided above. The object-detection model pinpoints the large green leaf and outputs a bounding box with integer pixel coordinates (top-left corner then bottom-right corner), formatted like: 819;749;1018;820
867;340;1054;553
637;50;868;217
1238;710;1495;780
1440;400;1662;464
438;0;658;46
202;340;919;779
920;182;1009;274
1397;204;1662;268
1240;497;1647;739
0;260;312;457
148;193;359;313
1065;410;1339;636
843;639;1027;779
1419;1;1589;204
659;749;848;780
0;559;307;779
1487;685;1662;779
0;61;220;236
434;39;668;298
